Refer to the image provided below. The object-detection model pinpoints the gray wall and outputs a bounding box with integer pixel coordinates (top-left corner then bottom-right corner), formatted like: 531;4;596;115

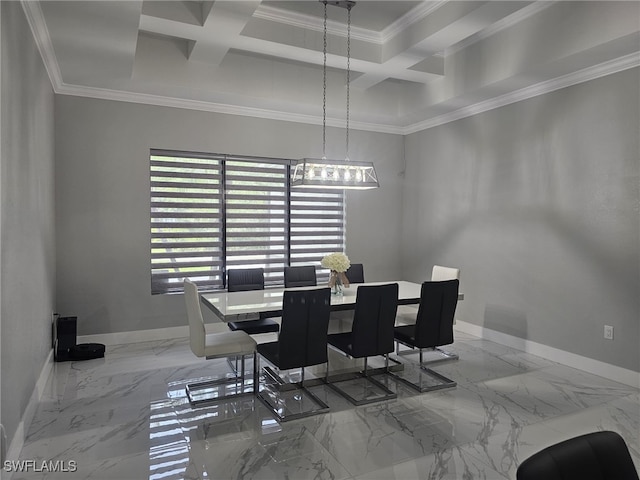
402;68;640;371
54;96;404;335
1;1;56;447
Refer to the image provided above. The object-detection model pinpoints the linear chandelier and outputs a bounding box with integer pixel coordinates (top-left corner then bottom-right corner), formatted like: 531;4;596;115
292;0;379;190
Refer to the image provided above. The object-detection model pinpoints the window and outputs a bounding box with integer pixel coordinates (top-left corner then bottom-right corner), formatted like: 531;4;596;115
150;150;345;294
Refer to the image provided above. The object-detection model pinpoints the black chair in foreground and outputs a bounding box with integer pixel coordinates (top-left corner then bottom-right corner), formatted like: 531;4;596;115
256;288;332;422
516;430;639;480
183;279;257;406
226;268;279;335
284;265;317;288
345;263;365;284
390;279;459;392
327;283;399;405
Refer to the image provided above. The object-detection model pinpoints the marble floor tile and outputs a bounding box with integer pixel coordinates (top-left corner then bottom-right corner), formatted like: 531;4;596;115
10;332;639;480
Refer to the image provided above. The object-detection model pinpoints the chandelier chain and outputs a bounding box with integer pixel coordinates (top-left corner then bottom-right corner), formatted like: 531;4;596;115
346;5;351;160
322;1;327;159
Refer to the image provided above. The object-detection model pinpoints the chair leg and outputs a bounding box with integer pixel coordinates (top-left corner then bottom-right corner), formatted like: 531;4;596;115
256;354;331;422
186;354;256;407
241;354;246;392
253;352;259;394
388;348;457;393
396;342;459;365
326;355;397;406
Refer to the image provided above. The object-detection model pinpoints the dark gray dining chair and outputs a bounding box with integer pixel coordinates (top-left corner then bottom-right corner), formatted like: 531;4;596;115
516;431;639;480
284;265;317;288
256;288;332;422
390;279;459;392
345;263;365;284
226;268;280;335
327;283;399;405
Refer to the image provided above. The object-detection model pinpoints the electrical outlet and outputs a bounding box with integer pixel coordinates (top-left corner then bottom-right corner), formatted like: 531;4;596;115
604;325;614;340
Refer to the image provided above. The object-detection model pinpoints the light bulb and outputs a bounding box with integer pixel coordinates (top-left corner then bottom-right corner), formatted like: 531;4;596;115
355;169;363;182
344;169;351;181
308;168;315;179
333;168;339;180
321;168;327;179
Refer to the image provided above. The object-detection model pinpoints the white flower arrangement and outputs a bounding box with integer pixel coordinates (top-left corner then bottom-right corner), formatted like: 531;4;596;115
321;252;351;273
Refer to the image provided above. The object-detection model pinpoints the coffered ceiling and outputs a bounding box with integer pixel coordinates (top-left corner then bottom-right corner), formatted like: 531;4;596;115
23;1;640;134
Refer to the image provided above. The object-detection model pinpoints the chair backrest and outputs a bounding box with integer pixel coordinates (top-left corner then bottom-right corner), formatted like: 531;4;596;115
227;268;264;292
278;288;331;370
431;265;460;281
284;265;317;288
183;279;206;357
516;431;639;480
413;279;459;348
350;283;399;358
345;263;365;284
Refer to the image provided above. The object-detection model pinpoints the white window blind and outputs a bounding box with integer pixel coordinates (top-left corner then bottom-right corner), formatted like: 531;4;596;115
290;189;345;284
151;152;223;294
225;159;288;288
150;150;345;294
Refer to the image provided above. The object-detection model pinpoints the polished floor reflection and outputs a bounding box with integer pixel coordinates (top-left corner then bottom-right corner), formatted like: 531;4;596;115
14;328;639;479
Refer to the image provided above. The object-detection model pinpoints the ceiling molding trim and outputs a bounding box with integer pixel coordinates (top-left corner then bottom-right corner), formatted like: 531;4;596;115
404;52;640;134
54;83;405;135
253;5;380;44
380;0;448;44
445;1;557;57
21;0;64;90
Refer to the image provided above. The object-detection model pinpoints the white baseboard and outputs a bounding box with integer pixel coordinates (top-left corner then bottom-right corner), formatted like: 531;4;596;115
77;325;189;346
5;349;54;474
455;320;640;389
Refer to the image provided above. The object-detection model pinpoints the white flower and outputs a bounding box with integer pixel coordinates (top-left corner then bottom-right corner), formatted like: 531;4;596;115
321;252;351;273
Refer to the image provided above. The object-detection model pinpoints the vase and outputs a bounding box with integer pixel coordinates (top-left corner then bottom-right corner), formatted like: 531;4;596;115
329;271;344;296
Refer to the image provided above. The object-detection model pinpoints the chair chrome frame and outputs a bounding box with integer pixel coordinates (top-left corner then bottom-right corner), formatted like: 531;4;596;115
326;283;399;406
389;280;459;393
183;279;258;407
186;351;258;407
256;356;330;422
395;342;460;364
256;288;332;422
326;354;397;406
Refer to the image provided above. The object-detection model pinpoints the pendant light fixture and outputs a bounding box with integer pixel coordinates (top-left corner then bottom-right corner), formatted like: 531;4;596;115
292;0;379;190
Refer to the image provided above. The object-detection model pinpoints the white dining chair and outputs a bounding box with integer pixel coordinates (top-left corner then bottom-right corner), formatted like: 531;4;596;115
183;278;258;406
431;265;460;281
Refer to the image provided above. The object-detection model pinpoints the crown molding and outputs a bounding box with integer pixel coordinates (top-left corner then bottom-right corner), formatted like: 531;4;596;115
20;0;639;138
21;0;63;90
404;51;640;134
54;83;405;135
